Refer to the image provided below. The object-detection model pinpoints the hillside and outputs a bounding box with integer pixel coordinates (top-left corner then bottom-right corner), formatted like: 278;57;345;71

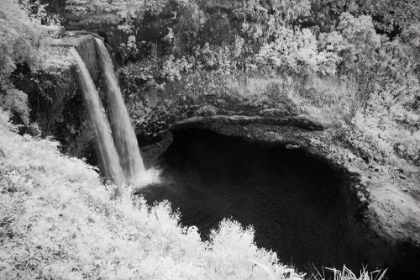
0;108;306;279
1;0;420;279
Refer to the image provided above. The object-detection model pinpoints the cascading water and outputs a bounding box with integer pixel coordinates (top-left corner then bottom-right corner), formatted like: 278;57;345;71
95;39;146;185
72;40;159;187
71;49;124;186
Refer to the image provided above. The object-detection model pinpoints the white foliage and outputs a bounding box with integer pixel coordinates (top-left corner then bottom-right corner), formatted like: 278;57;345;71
256;26;340;75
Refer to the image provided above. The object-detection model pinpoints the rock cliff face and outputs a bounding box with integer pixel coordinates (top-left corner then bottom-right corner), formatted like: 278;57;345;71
44;32;420;250
52;32;103;82
139;128;420;279
20;2;420;252
15;1;418;276
153;113;420;249
14;33;102;156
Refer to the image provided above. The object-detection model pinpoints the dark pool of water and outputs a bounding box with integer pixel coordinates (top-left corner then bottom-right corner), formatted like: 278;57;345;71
138;129;420;279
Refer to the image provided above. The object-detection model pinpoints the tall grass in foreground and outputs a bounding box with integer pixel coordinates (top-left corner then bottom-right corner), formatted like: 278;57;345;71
310;265;388;280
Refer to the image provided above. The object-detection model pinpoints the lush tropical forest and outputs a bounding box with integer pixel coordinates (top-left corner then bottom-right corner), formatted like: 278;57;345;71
1;0;420;279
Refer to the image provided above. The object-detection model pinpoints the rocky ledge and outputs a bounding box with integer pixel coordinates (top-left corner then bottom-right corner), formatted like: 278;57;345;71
15;33;105;155
50;31;103;81
141;111;420;248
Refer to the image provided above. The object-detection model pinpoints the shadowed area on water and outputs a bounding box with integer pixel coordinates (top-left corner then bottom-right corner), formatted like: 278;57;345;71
137;129;420;279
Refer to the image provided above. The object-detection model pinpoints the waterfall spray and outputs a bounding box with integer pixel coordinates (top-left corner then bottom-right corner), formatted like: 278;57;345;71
71;48;124;186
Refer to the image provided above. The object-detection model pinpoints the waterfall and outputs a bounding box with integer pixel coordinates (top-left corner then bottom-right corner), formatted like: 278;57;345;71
94;39;146;185
71;49;124;186
71;40;159;188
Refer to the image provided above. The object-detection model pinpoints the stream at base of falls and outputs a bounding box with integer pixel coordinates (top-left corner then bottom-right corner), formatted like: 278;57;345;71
138;129;420;279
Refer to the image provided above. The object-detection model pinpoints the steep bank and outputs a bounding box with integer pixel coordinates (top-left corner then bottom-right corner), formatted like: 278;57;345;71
3;0;419;272
139;128;420;279
138;88;420;248
0;112;306;280
11;33;103;158
12;28;420;261
165;116;420;247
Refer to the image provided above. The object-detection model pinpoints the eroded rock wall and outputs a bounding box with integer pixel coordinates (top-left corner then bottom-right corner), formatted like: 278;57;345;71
52;32;102;81
14;33;103;157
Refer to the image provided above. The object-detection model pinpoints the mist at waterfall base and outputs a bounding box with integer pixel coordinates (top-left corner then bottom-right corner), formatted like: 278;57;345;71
139;129;420;279
72;44;159;187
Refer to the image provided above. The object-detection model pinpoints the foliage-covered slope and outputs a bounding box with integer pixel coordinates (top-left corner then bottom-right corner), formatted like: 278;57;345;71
0;0;73;136
0;2;417;279
55;0;420;168
0;109;304;280
2;0;419;169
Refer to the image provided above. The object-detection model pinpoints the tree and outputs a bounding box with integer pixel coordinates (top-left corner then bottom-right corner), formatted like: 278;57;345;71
336;12;380;76
0;0;59;126
256;26;341;75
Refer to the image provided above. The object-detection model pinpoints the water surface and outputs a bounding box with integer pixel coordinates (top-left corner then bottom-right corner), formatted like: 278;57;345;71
139;129;420;278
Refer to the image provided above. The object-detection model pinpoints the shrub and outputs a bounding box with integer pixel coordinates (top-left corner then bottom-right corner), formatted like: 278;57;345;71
0;87;30;126
336;13;381;77
0;0;64;128
161;55;193;81
256;27;340;76
0;0;42;80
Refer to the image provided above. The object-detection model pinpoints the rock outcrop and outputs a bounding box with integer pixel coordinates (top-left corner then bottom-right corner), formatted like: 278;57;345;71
160;112;420;248
14;33;103;157
51;32;103;81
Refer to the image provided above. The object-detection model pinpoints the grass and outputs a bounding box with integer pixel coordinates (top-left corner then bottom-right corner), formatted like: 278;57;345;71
181;71;359;125
286;77;359;125
224;73;359;124
310;265;388;280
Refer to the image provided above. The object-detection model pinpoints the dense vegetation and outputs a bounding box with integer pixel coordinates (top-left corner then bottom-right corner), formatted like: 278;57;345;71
0;108;306;280
0;0;419;279
60;0;420;169
1;0;419;168
0;0;74;137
